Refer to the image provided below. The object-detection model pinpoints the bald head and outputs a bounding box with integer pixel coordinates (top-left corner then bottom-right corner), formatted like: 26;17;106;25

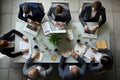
71;65;79;76
28;69;38;78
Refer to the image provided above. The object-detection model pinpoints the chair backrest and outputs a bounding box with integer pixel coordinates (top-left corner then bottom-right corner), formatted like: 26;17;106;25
82;1;93;9
38;3;44;12
51;1;69;10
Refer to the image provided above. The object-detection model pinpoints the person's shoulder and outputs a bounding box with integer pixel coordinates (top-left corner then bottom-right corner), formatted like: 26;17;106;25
84;3;92;9
100;6;106;11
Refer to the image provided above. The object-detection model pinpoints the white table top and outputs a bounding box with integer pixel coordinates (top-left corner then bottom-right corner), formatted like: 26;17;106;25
14;21;110;63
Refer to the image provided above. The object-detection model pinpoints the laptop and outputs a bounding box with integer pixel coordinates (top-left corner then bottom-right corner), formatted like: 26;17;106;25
23;23;41;36
41;22;66;35
82;22;98;39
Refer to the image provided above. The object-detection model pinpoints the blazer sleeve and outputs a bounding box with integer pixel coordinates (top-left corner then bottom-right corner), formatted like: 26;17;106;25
98;49;113;60
18;5;28;22
89;61;102;72
46;64;53;75
58;56;67;79
76;56;86;76
98;8;106;27
65;9;71;24
79;6;87;27
47;7;54;22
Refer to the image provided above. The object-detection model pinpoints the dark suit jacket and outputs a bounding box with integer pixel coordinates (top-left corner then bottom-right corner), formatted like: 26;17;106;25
23;57;53;79
0;29;24;58
58;56;86;80
89;49;113;73
79;4;106;27
47;5;71;24
18;2;45;23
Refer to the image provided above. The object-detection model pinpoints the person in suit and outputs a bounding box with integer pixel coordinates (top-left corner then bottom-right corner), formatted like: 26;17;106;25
58;51;86;80
79;0;106;33
23;51;53;80
18;2;45;29
48;4;71;28
89;48;113;74
0;29;29;58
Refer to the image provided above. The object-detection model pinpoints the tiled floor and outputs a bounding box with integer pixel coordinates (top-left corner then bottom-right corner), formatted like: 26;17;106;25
0;0;120;80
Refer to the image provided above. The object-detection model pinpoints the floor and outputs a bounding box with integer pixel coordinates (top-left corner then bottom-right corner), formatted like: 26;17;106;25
0;0;120;80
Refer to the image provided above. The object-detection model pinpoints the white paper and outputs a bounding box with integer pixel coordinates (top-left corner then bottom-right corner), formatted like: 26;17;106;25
41;22;52;35
84;48;102;62
61;50;72;57
74;44;87;55
19;40;31;59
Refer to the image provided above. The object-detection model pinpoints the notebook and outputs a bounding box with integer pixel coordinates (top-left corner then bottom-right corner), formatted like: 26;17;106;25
84;48;102;62
19;40;31;59
23;23;41;36
41;22;66;35
96;40;108;49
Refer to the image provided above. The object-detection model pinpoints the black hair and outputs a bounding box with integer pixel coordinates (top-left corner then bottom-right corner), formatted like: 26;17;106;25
23;4;31;14
93;0;102;11
101;56;113;69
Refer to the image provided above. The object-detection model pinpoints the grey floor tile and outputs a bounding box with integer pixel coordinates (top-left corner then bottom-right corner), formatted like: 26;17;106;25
106;12;113;34
71;12;79;22
39;0;51;13
12;0;25;14
9;69;23;80
67;0;79;12
110;34;115;55
114;35;120;66
116;67;120;80
0;69;9;80
113;12;120;35
11;14;21;29
0;14;11;34
113;0;120;12
9;58;24;69
0;0;12;14
0;56;10;68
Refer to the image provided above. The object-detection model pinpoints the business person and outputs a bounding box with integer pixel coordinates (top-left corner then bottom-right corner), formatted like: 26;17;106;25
79;0;106;33
89;48;113;74
18;2;45;29
0;29;29;58
23;51;53;79
58;51;86;80
48;4;71;28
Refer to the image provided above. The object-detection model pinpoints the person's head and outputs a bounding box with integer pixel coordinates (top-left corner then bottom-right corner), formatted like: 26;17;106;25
28;69;39;78
23;4;31;14
100;56;113;69
55;5;63;14
0;40;9;48
70;65;79;76
93;0;102;11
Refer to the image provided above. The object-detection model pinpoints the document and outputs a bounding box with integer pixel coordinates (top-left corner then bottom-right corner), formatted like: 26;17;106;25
84;48;102;62
41;22;52;35
19;41;31;59
34;51;44;62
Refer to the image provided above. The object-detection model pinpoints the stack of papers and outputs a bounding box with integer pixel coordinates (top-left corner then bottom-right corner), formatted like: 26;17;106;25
19;41;31;59
74;43;87;56
61;50;72;57
84;48;102;62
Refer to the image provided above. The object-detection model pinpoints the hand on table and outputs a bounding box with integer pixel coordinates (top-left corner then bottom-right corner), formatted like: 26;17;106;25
90;54;95;61
22;49;29;54
91;26;98;33
22;36;28;42
84;25;91;33
71;50;78;59
32;51;40;59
